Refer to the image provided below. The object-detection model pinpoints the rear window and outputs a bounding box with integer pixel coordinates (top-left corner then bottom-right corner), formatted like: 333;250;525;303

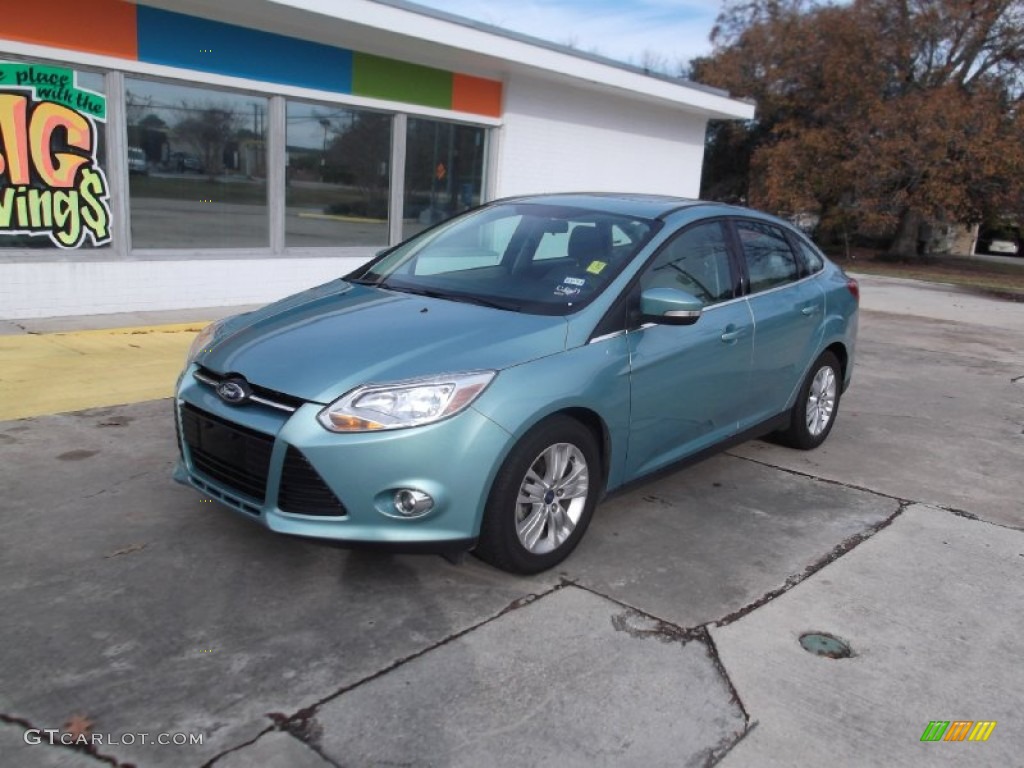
735;220;800;293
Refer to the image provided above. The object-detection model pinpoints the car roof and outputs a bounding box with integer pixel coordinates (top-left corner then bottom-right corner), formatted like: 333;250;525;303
490;193;756;221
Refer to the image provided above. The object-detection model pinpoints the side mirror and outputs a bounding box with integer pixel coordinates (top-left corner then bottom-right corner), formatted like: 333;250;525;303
640;287;703;326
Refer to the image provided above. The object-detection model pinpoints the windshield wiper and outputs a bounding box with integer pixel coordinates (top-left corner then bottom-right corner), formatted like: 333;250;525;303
446;294;521;311
382;284;520;311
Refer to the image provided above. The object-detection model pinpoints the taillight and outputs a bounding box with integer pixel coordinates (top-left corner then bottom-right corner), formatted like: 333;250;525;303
846;277;859;302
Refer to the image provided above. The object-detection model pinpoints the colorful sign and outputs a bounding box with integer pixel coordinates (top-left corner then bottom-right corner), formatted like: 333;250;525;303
0;61;111;248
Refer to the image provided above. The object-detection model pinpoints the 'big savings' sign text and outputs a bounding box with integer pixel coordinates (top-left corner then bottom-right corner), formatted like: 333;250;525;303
0;63;111;248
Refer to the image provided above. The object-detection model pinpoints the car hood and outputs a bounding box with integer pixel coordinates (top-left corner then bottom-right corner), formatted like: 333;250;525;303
197;280;569;403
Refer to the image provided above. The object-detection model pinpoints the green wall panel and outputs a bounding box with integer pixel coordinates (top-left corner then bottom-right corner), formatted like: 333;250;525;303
352;53;452;109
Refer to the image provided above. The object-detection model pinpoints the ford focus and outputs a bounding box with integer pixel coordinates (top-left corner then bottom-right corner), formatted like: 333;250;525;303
174;194;859;573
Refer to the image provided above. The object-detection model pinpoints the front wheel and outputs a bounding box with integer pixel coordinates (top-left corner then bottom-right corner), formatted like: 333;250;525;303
778;351;842;450
475;416;600;574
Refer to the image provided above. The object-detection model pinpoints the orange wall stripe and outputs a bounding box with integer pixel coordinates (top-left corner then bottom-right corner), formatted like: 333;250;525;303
2;0;138;60
452;73;502;118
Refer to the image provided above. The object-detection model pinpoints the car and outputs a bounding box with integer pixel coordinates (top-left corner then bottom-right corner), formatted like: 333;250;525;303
170;151;204;174
127;146;148;175
986;238;1019;256
174;194;859;573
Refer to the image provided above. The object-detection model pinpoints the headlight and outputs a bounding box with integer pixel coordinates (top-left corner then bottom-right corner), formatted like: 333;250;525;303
318;371;496;432
185;318;225;366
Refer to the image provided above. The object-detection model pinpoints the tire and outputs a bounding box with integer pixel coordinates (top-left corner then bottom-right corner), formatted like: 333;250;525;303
475;416;601;574
778;350;842;450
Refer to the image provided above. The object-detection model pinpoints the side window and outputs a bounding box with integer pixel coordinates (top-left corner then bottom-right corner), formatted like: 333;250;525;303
641;222;734;305
795;239;825;275
736;220;800;293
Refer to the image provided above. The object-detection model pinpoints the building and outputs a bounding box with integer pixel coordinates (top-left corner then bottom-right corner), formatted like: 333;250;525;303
0;0;754;319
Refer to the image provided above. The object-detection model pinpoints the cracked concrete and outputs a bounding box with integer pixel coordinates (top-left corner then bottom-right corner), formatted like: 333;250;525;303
713;505;1024;767
2;273;1023;766
289;587;746;768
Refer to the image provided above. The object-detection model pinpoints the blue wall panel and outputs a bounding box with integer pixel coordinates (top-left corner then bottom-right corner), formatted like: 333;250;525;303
137;7;353;94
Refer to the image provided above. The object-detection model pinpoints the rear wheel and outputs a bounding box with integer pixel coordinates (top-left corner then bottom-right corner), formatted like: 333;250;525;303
778;351;842;450
475;416;600;574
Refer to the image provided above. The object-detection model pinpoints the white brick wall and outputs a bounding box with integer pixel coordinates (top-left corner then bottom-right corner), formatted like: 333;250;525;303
496;74;708;199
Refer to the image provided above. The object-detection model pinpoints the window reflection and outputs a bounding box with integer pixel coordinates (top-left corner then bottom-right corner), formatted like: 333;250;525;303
126;78;268;248
403;119;485;239
285;102;391;247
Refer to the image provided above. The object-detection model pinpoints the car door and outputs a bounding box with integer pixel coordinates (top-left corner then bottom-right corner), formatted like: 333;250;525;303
625;220;754;480
732;218;826;428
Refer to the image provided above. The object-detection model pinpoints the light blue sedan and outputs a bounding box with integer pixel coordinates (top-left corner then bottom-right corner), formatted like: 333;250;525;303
175;194;859;573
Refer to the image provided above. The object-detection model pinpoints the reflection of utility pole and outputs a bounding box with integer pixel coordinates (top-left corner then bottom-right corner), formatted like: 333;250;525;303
319;118;330;182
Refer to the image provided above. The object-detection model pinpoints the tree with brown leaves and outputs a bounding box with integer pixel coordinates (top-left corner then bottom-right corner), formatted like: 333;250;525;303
693;0;1024;258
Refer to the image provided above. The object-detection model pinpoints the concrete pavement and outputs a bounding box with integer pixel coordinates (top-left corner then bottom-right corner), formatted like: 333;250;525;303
1;273;1022;766
715;504;1023;767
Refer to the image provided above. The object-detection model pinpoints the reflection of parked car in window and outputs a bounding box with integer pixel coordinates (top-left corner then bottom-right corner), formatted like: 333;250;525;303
170;152;204;174
127;147;148;175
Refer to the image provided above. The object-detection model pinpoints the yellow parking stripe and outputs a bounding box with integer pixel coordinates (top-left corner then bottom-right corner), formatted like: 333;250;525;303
0;323;209;421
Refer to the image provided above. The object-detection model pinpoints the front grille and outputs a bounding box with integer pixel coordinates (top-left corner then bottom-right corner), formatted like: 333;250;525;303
181;404;274;501
193;366;306;412
278;446;348;517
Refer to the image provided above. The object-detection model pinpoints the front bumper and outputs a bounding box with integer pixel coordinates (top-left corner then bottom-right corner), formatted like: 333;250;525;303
174;367;512;549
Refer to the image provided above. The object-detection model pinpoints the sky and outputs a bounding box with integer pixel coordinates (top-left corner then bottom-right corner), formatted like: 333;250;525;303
408;0;723;73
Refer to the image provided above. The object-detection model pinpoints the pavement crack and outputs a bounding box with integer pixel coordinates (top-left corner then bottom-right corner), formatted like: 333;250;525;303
0;712;129;767
569;580;703;644
698;627;751;727
715;501;909;628
565;582;753;765
201;727;273;768
941;505;1024;531
250;583;571;754
724;452;910;503
707;720;758;767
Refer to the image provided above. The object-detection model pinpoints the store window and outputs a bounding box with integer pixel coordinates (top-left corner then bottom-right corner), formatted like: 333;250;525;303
0;62;109;251
125;78;268;248
403;118;485;239
285;102;390;247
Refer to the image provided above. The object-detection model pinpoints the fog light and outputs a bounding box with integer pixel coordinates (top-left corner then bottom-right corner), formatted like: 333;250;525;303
393;489;434;518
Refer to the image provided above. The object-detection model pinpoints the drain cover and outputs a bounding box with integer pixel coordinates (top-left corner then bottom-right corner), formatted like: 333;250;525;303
799;632;852;659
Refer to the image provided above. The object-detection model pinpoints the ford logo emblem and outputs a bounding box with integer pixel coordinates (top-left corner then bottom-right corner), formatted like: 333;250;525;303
216;378;250;405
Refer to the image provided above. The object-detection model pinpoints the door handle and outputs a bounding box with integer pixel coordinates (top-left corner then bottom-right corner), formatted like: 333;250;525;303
721;328;743;343
801;305;820;316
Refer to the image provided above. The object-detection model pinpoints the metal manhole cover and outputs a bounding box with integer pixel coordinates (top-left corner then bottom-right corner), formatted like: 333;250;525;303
799;631;853;659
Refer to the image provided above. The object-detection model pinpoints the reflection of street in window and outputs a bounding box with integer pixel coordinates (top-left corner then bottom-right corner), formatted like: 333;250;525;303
125;78;268;248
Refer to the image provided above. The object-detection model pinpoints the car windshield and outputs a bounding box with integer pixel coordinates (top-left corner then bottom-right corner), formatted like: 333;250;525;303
349;203;659;315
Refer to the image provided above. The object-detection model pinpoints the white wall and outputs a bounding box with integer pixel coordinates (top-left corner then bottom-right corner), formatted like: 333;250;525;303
0;256;368;319
496;74;709;199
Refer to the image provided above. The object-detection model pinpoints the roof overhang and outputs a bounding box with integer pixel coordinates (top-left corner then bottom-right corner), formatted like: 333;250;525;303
136;0;756;121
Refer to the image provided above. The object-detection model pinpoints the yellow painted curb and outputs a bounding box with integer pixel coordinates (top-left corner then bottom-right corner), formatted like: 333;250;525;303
0;322;211;421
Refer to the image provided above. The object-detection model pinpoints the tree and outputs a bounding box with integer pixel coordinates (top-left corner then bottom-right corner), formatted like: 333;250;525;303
694;0;1024;258
174;103;238;178
326;113;391;218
